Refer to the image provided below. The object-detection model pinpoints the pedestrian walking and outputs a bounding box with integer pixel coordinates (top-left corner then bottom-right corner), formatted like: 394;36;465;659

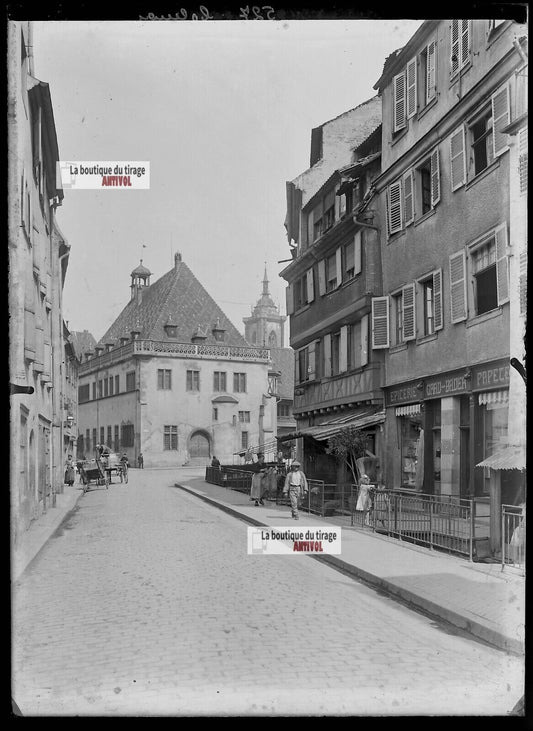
120;452;129;483
64;455;75;486
282;461;308;520
250;453;268;506
137;452;144;469
211;456;221;469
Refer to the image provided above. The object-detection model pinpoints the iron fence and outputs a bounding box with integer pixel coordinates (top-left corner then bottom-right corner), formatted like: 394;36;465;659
501;504;526;573
205;466;252;492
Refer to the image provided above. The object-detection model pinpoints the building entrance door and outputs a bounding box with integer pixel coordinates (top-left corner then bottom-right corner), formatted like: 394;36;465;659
38;419;51;504
189;432;210;458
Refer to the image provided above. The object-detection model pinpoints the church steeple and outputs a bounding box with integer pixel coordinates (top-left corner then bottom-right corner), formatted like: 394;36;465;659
262;263;270;296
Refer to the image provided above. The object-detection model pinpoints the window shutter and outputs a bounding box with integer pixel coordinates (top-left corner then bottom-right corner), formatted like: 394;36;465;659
403;170;415;225
294;349;299;384
406;57;417;119
450;126;466;191
318;259;326;295
286;283;294;315
518;126;528;194
519;250;527;315
449;251;467;323
339;326;348;373
402;283;416;340
495;224;509;305
323;333;332;377
354;231;362;275
335;247;342;288
460;20;470;68
393;71;407;133
360;314;369;366
492;84;510;158
306;268;314;303
388;180;403;235
338;189;346;217
308;341;316;380
426;41;437;103
433;268;443;331
451;20;460;76
371;296;390;349
430;147;441;206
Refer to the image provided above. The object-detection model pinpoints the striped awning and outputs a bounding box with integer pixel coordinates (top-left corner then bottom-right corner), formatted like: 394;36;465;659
395;404;421;416
278;409;385;443
478;390;509;406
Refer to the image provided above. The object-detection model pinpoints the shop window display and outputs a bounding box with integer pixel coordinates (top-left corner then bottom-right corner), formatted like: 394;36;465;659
401;416;423;489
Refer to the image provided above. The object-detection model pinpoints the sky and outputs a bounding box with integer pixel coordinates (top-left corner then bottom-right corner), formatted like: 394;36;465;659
32;19;423;343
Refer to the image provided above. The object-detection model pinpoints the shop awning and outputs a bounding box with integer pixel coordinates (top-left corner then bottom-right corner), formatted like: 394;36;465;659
279;409;385;443
395;404;421;416
476;444;526;471
478;390;509;406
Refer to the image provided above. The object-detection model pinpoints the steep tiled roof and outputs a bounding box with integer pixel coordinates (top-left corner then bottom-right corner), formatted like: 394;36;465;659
70;330;98;360
98;259;249;347
270;347;295;400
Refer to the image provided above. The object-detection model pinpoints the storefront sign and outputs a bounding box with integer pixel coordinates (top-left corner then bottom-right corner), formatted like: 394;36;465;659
472;359;510;391
385;358;510;407
424;371;469;398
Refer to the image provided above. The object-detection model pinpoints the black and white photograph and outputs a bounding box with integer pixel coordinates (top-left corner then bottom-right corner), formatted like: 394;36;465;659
9;5;527;717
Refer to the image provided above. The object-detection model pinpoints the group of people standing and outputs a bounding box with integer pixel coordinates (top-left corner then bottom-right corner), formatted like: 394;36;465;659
249;453;309;520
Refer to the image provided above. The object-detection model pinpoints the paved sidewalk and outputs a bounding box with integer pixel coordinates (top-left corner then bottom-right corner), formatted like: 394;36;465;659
176;477;525;656
12;483;86;583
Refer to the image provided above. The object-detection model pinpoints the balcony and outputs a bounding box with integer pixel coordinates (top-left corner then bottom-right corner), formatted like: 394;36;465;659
79;339;271;375
294;365;381;414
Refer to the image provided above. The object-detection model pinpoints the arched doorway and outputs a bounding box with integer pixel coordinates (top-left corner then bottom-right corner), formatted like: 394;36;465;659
189;431;210;459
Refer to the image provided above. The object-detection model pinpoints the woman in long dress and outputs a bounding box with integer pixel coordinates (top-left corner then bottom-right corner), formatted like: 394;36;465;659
64;455;75;486
355;474;374;526
250;453;267;506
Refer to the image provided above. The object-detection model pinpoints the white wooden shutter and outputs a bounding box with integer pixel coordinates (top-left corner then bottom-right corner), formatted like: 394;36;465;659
450;126;467;191
335;247;343;288
403;169;415;225
519;250;527;315
460;20;470;68
426;40;436;103
433;268;443;331
451;20;460;76
449;251;467;323
286;283;294;315
323;333;332;377
354;231;362;275
360;314;369;366
339;190;346;217
518;126;528;194
402;283;416;340
306;268;314;303
495;224;509;305
307;341;316;380
318;259;326;296
492;84;510;158
339;326;348;373
430;147;441;206
294;349;299;384
388;180;403;235
393;71;407;132
371;297;390;349
406;57;417;119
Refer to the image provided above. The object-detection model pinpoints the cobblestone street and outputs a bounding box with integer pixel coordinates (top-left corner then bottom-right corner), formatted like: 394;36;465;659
12;469;523;716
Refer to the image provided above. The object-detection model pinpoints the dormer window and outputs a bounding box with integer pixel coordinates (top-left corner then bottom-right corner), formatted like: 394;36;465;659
212;318;226;342
164;314;178;339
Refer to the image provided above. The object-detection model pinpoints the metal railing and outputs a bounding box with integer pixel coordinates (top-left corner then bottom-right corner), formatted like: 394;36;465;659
205;466;252;492
501;504;526;573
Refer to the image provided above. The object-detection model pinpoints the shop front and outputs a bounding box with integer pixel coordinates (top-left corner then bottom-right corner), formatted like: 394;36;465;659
384;358;511;498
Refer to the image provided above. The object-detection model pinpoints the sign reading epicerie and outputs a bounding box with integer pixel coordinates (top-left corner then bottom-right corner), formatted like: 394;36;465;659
247;527;342;555
57;161;150;189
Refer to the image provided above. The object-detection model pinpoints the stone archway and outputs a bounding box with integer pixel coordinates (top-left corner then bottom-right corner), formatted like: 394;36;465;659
189;430;211;459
